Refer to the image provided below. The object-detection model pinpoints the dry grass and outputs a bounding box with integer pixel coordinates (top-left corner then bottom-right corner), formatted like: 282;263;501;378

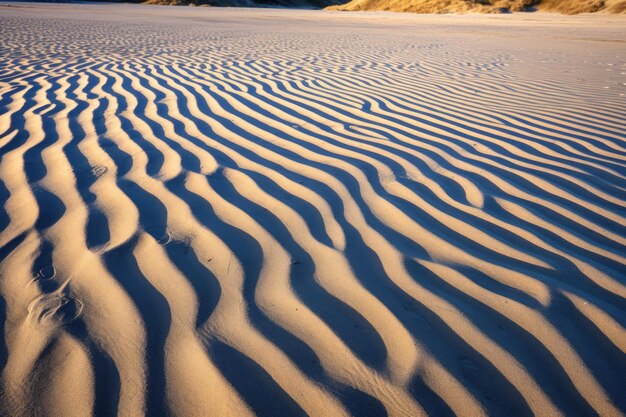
325;0;519;13
327;0;626;13
540;0;626;14
142;0;626;12
326;0;537;13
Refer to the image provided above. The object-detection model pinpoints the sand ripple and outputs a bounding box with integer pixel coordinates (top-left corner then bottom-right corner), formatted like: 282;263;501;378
0;5;625;417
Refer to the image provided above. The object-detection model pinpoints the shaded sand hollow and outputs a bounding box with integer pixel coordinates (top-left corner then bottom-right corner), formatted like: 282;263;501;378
0;3;625;417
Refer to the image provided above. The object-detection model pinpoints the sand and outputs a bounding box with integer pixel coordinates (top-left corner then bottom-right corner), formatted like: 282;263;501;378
0;3;625;416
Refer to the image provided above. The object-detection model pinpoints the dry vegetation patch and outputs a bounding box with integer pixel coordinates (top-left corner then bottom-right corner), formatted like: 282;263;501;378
327;0;626;13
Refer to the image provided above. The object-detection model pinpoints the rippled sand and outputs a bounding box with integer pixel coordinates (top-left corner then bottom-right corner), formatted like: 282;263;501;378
0;3;625;417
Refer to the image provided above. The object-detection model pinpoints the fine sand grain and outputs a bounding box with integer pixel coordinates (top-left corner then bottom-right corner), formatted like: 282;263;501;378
0;3;625;417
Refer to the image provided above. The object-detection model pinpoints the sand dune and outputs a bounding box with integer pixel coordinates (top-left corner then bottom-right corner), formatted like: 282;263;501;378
0;3;625;417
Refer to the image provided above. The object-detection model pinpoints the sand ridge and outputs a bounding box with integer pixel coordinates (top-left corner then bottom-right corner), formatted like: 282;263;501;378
0;4;625;417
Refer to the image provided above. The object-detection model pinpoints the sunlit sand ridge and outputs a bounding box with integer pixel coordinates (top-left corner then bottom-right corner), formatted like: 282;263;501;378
0;4;625;417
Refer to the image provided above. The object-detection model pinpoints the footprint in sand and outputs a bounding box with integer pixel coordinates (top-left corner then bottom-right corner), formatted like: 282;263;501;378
90;165;108;178
144;227;173;245
37;265;56;280
27;293;83;327
144;227;194;248
28;265;57;291
460;357;480;378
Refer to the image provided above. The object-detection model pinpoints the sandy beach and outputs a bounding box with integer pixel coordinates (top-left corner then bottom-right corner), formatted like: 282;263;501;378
0;3;625;416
